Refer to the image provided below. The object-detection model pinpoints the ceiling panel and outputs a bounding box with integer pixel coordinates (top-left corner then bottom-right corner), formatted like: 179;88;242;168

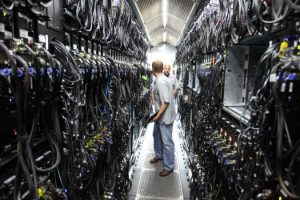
165;27;180;37
166;34;178;46
145;18;164;35
135;0;195;47
149;27;179;39
136;0;162;21
167;17;185;34
150;30;179;46
151;33;164;46
169;0;194;21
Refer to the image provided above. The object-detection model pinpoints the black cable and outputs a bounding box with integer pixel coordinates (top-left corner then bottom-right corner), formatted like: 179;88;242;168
0;0;14;11
273;80;300;199
286;0;300;9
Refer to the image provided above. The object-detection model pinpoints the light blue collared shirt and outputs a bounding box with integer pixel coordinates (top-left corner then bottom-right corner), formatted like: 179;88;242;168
153;73;176;124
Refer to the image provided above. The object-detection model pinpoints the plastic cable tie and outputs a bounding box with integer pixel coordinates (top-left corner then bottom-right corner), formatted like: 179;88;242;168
292;73;297;81
29;67;36;76
17;69;24;77
47;67;53;75
79;68;84;74
0;68;11;77
40;68;45;76
287;73;293;81
55;69;60;76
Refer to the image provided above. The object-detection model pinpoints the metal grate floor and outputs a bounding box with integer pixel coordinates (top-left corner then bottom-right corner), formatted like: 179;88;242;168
134;125;184;200
128;120;190;200
138;170;182;198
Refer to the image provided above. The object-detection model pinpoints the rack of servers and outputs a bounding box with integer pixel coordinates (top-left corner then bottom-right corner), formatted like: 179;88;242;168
1;0;300;200
177;0;300;199
0;1;152;200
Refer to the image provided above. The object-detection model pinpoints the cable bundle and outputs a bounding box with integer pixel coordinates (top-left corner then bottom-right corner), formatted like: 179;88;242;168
176;0;300;64
0;40;151;200
64;0;148;61
178;53;225;199
178;35;300;199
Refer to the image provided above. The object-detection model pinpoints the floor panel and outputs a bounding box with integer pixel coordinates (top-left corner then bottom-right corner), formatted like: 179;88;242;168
127;120;190;200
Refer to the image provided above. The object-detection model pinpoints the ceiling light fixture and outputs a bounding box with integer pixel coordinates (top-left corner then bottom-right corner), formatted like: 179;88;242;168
162;0;168;43
162;0;168;27
162;0;168;28
163;31;167;42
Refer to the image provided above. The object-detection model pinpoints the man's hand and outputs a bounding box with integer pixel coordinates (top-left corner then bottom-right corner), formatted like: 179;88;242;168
150;115;160;123
173;90;178;98
150;102;169;123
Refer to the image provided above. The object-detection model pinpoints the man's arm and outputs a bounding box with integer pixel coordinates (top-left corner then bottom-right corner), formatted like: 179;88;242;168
151;90;156;112
151;102;169;122
173;77;179;97
151;79;171;122
173;89;177;97
152;89;155;104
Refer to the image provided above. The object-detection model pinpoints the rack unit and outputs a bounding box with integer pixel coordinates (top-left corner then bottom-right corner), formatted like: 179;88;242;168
223;45;267;123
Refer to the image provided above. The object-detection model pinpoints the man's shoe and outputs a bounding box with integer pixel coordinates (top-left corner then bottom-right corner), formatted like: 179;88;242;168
150;157;163;164
159;169;173;177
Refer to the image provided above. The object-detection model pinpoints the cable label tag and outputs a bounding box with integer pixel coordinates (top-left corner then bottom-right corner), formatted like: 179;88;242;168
18;13;28;20
4;31;12;39
28;36;33;44
39;34;46;43
280;82;286;92
45;35;49;50
0;23;4;32
289;82;293;93
19;29;28;39
269;74;277;82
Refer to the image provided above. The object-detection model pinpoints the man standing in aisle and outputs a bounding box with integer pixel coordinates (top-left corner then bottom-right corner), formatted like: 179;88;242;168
150;60;176;177
163;64;179;98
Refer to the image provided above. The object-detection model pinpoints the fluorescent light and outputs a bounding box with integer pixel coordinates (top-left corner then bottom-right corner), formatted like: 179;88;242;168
163;31;167;42
162;0;168;27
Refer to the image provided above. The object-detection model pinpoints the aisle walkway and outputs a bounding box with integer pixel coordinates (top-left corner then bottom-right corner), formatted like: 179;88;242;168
128;120;190;200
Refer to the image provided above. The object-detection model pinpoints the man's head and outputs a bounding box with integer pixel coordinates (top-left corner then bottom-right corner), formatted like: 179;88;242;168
163;64;171;77
152;60;163;76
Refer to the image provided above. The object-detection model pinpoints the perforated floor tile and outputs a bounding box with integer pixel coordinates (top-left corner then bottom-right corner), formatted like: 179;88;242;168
138;170;182;198
128;121;188;200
